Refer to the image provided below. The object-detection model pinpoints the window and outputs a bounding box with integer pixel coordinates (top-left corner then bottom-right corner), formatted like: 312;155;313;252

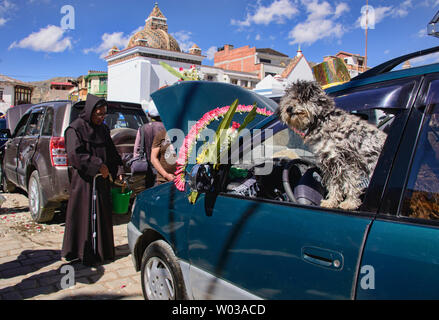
0;90;3;101
14;86;32;105
14;114;30;137
400;81;439;220
260;58;271;64
231;79;238;85
70;105;146;131
41;108;54;136
25;112;44;136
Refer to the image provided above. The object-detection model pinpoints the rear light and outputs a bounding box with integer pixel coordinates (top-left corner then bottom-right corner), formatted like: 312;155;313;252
50;137;68;167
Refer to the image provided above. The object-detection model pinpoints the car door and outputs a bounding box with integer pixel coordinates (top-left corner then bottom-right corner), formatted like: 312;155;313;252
16;109;45;189
3;112;31;185
357;75;439;299
186;117;377;300
185;77;422;300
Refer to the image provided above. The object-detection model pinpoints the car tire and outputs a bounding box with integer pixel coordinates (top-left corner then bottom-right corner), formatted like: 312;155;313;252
1;165;16;193
28;171;54;223
140;240;187;300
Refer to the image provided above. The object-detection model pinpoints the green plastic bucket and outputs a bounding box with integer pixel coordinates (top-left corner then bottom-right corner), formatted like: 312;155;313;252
111;187;132;214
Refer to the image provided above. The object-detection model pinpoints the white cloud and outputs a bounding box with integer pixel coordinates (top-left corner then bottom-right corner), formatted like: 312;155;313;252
84;26;142;58
288;1;348;45
384;49;390;54
255;34;261;41
231;0;298;27
0;0;15;27
9;25;72;52
418;28;428;38
172;30;195;53
335;3;349;18
205;46;217;61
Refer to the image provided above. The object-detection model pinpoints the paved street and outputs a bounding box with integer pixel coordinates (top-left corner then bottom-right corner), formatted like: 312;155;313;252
0;191;143;300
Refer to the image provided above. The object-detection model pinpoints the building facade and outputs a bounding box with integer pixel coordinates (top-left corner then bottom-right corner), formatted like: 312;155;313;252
324;52;368;78
0;74;34;114
47;82;75;101
214;45;291;79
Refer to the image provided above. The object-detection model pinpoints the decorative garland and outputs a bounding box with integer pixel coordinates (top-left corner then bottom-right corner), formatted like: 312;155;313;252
174;102;274;192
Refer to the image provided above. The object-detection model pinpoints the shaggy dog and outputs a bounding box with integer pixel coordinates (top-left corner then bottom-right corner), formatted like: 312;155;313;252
278;80;387;210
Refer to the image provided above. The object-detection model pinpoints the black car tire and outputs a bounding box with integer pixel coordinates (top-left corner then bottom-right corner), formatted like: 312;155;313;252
140;240;187;300
28;171;54;223
1;166;16;193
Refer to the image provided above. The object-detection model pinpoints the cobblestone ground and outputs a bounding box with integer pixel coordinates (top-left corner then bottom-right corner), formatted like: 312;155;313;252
0;191;143;300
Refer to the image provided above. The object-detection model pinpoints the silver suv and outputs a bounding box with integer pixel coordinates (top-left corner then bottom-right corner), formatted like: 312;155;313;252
1;100;147;222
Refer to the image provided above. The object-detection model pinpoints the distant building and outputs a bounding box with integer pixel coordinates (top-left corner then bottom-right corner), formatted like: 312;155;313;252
214;45;291;79
324;51;368;78
69;71;108;101
254;47;314;98
201;65;260;89
47;82;75;101
280;46;314;83
0;74;34;114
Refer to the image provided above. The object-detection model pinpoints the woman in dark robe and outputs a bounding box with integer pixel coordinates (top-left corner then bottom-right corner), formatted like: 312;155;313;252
61;94;123;266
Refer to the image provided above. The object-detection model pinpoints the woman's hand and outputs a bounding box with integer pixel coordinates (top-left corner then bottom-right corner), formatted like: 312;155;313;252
99;164;109;179
165;173;175;182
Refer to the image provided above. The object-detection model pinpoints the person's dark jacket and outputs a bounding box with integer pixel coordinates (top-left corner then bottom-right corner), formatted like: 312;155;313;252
61;94;122;265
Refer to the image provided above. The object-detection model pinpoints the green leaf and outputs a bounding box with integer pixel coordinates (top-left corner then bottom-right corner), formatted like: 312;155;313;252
159;61;190;81
188;191;199;204
215;99;239;163
238;103;257;134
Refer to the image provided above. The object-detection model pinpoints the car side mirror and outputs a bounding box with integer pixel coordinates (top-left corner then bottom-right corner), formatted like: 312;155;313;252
188;164;215;194
0;129;11;139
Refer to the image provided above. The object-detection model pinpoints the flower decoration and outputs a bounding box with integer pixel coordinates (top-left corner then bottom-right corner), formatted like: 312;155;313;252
160;61;202;81
174;99;274;195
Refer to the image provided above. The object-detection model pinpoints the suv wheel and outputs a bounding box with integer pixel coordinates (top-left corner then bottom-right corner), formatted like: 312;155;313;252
28;171;54;223
140;240;187;300
1;167;16;193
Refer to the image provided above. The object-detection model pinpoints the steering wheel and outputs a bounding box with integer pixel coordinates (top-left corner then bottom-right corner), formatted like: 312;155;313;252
282;158;320;203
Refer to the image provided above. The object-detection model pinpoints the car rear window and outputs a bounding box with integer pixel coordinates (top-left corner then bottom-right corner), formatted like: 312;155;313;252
70;103;147;131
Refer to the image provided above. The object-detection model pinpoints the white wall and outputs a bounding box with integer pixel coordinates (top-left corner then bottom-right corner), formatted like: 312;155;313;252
285;58;315;83
107;57;151;103
107;56;196;105
0;84;14;114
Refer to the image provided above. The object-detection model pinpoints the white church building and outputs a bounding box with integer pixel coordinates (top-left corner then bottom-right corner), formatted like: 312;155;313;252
105;4;205;108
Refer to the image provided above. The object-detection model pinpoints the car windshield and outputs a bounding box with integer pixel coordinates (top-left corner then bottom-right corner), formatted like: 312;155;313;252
70;104;147;130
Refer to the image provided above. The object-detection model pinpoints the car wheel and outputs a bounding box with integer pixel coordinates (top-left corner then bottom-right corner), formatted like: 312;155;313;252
28;171;54;223
140;240;187;300
1;166;16;193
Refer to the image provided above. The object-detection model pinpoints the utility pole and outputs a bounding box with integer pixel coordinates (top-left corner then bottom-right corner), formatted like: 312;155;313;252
365;0;368;71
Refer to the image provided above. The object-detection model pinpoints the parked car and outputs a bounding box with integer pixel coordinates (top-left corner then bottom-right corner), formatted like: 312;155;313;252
1;100;148;222
127;47;439;300
0;118;8;149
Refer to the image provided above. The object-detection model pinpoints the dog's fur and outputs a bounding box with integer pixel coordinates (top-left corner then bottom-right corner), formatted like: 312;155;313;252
278;80;387;210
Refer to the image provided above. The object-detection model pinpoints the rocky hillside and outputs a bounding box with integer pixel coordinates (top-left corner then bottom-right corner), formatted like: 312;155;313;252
28;76;75;104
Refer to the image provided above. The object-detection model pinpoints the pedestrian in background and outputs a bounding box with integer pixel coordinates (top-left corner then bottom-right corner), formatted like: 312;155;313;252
132;100;165;188
150;128;177;186
62;94;123;266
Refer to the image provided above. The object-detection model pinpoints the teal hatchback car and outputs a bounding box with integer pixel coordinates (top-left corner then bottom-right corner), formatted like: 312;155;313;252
128;47;439;300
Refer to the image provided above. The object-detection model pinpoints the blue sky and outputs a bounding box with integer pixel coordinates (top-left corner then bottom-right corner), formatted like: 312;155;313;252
1;0;439;81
